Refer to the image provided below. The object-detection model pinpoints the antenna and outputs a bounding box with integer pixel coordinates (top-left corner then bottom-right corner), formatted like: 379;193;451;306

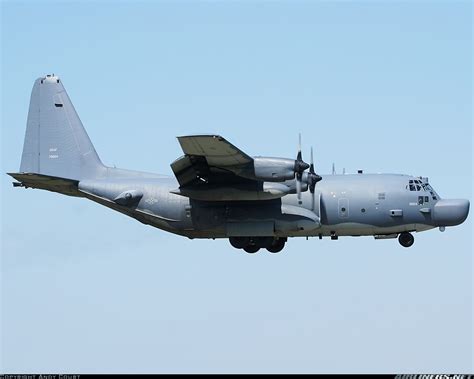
332;163;336;175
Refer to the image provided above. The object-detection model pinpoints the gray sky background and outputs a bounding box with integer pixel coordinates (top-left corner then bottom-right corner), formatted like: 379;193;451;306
1;1;472;373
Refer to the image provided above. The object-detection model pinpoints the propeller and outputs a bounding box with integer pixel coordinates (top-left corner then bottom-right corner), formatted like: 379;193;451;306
294;133;309;204
307;147;322;210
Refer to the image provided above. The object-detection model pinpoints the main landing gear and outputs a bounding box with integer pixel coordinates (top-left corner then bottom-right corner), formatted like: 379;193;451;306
229;237;287;254
398;232;414;248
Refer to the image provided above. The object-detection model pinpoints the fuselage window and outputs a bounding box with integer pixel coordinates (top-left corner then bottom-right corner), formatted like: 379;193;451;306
424;196;429;203
418;196;424;205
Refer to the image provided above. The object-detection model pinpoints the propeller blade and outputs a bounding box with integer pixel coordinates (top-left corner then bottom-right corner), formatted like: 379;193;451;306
310;146;314;209
307;146;322;198
298;133;301;155
295;134;310;205
296;177;302;202
294;133;309;174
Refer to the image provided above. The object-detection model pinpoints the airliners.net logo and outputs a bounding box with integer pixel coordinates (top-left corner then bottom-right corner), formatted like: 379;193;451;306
396;375;473;379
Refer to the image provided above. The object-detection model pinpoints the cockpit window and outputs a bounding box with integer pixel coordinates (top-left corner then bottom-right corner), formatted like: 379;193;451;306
422;184;438;200
407;181;439;200
407;179;437;199
407;180;423;192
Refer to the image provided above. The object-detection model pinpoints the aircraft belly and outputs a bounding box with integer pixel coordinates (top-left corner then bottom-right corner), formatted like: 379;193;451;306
322;223;434;236
172;199;322;238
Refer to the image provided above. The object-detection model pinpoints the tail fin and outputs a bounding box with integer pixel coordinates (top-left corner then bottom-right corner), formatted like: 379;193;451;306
19;74;104;180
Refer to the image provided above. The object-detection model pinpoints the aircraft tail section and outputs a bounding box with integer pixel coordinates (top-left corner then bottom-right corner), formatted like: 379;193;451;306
19;74;104;181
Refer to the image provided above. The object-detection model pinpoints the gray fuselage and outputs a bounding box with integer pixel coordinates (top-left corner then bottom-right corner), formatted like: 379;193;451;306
77;170;469;240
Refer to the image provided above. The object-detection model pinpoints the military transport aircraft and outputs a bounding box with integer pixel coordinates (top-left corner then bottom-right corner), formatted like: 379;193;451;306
8;75;470;253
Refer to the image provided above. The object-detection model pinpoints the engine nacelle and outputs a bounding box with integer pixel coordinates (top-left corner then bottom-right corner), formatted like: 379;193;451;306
249;157;296;182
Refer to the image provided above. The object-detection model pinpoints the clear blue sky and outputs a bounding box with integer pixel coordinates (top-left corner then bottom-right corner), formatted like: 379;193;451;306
1;0;472;373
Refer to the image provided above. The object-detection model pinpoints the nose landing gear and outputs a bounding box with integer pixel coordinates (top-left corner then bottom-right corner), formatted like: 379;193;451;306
398;232;414;248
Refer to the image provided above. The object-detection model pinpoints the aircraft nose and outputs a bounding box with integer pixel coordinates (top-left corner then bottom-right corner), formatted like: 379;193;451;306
433;199;470;227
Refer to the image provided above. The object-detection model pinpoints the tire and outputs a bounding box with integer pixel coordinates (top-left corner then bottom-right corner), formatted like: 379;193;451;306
244;244;260;254
398;232;414;248
229;237;250;249
254;237;274;248
267;238;285;253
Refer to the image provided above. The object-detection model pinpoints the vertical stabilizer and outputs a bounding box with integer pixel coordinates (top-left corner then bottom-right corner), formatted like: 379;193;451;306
20;75;104;180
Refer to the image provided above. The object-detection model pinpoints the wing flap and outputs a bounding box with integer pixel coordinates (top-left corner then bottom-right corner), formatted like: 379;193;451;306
170;156;197;186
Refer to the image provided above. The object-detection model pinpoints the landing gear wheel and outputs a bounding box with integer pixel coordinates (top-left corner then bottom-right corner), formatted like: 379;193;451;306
244;244;260;254
267;238;286;253
398;232;414;248
229;237;250;249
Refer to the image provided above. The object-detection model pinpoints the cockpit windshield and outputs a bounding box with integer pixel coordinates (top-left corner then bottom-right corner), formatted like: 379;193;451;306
406;179;438;200
407;179;422;192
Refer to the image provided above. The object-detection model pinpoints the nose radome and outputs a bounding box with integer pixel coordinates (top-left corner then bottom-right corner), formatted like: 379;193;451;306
433;199;470;227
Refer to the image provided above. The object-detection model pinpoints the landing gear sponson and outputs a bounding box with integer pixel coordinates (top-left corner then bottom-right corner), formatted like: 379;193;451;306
229;237;287;254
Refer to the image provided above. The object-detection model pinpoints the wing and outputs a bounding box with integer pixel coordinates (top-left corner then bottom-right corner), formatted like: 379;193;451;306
171;135;276;201
177;135;252;167
170;135;299;201
171;135;253;187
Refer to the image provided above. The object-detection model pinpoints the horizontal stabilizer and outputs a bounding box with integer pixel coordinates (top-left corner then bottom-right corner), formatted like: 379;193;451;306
7;172;82;197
